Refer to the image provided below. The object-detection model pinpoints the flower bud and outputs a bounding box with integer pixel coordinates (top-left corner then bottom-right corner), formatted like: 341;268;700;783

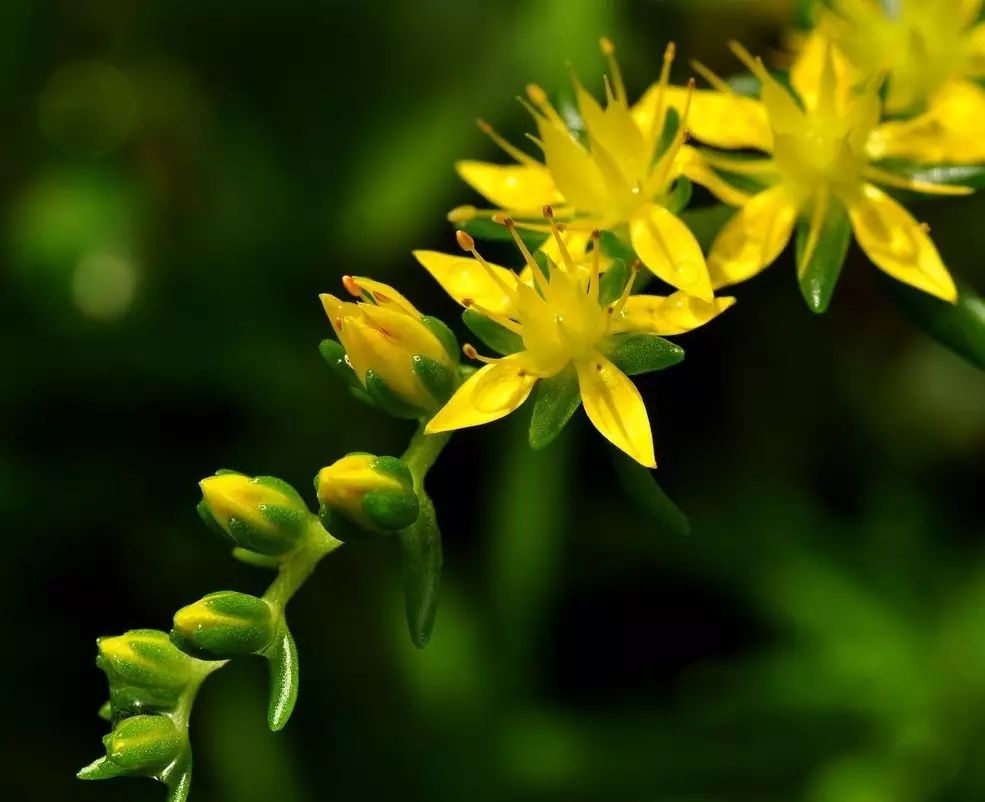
170;591;276;660
78;715;184;780
315;452;419;540
96;629;196;713
320;276;458;418
198;471;309;557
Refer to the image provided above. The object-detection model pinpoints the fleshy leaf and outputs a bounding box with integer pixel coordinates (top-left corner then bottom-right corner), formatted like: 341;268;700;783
462;308;523;355
528;366;581;450
795;198;852;314
604;333;685;376
266;627;299;732
398;493;442;648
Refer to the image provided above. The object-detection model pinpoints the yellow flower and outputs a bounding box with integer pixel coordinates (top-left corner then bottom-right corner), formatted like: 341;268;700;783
788;2;985;163
320;276;456;415
454;38;747;303
689;41;972;304
414;216;735;468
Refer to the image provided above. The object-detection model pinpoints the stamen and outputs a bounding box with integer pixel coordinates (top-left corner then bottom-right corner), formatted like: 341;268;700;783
476;118;539;166
448;205;477;223
501;216;550;295
341;275;362;298
689;59;735;95
600;37;628;106
462;298;524;334
463;343;500;365
648;41;677;150
526;83;566;127
650;78;695;191
727;41;770;83
544;205;575;273
588;229;601;301
609;260;641;319
456;229;519;303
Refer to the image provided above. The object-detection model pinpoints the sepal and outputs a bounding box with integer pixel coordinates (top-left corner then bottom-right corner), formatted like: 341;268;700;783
795;199;851;314
528;366;581;450
171;591;276;660
462;308;523;355
598;258;630;306
603;333;685;376
365;369;428;419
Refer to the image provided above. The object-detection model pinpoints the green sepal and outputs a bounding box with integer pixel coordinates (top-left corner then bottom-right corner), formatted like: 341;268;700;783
398;494;442;648
795;199;851;313
873;160;985;192
371;455;414;487
98;701;112;721
364;369;425;419
792;0;816;28
412;354;455;403
253;475;307;508
463;308;523;355
265;627;299;732
319;505;381;544
604;333;684;376
196;499;228;541
655;107;680;162
528;366;581;450
364;488;420;531
880;274;985;370
164;764;193;802
599;230;636;263
662;176;692;215
77;756;125;781
456;218;548;249
231;547;282;569
598;258;629;306
318;339;361;390
679;204;736;252
420;315;460;363
611;452;690;537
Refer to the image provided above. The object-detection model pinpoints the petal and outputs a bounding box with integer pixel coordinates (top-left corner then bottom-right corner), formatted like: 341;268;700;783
535;117;609;214
629;203;715;302
455;160;560;213
346;276;420;316
611;291;736;336
634;83;772;152
575;352;656;468
413;249;517;316
847;183;958;302
868;80;985;163
788;30;857;113
674;145;752;207
707;185;799;289
425;354;538;433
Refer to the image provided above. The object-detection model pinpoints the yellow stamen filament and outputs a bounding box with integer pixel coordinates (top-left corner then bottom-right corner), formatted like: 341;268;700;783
689;59;735;95
651;78;694;192
499;216;550;295
455;229;519;303
727;41;770;83
525;83;566;127
477;118;539;166
648;42;677;151
543;205;576;273
699;150;779;175
462;298;523;334
588;229;601;301
462;343;499;365
609;260;641;320
600;36;627;106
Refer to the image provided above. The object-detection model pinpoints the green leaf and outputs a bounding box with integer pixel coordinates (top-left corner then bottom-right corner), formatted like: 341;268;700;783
266;628;299;731
795;199;852;313
880;274;985;370
165;766;193;802
412;354;455;402
398;493;442;648
528;367;581;450
678;204;735;252
457;218;548;249
598;258;629;306
420;315;459;363
604;333;685;376
77;756;123;781
462;308;523;355
611;452;690;537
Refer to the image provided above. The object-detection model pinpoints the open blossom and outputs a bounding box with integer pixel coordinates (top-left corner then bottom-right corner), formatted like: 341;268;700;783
453;38;747;303
813;0;985;162
415;213;734;467
682;40;972;306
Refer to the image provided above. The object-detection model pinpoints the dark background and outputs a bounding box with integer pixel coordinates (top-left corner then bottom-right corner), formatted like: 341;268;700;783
3;1;984;800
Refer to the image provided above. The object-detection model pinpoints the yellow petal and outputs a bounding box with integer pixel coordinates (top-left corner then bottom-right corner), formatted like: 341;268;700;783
425;354;538;433
968;21;985;77
674;145;751;207
611;291;736;336
707;185;799;289
346;276;420;316
535;116;608;214
573;75;648;182
634;84;772;152
789;29;857;113
413;249;517;316
847;183;958;302
868;80;985;163
629;203;714;302
575;352;655;468
455;160;560;213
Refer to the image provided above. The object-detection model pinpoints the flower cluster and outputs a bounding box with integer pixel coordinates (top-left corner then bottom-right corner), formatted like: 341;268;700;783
82;5;984;801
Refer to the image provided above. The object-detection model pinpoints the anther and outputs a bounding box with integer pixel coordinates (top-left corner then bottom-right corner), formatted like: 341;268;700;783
600;36;615;56
448;205;477;223
526;83;548;106
542;205;554;219
476;118;492;133
500;215;515;228
456;230;476;251
463;343;480;360
591;229;601;240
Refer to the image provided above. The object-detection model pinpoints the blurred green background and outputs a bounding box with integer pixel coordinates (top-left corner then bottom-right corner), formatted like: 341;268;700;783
3;1;984;800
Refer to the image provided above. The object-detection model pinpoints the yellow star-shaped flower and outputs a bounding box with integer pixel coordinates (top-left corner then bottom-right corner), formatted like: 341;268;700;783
454;39;747;304
414;212;735;467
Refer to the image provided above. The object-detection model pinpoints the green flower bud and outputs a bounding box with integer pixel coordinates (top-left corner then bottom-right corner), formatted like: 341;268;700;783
315;452;419;541
96;629;196;713
198;471;309;557
78;715;184;780
171;591;276;660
